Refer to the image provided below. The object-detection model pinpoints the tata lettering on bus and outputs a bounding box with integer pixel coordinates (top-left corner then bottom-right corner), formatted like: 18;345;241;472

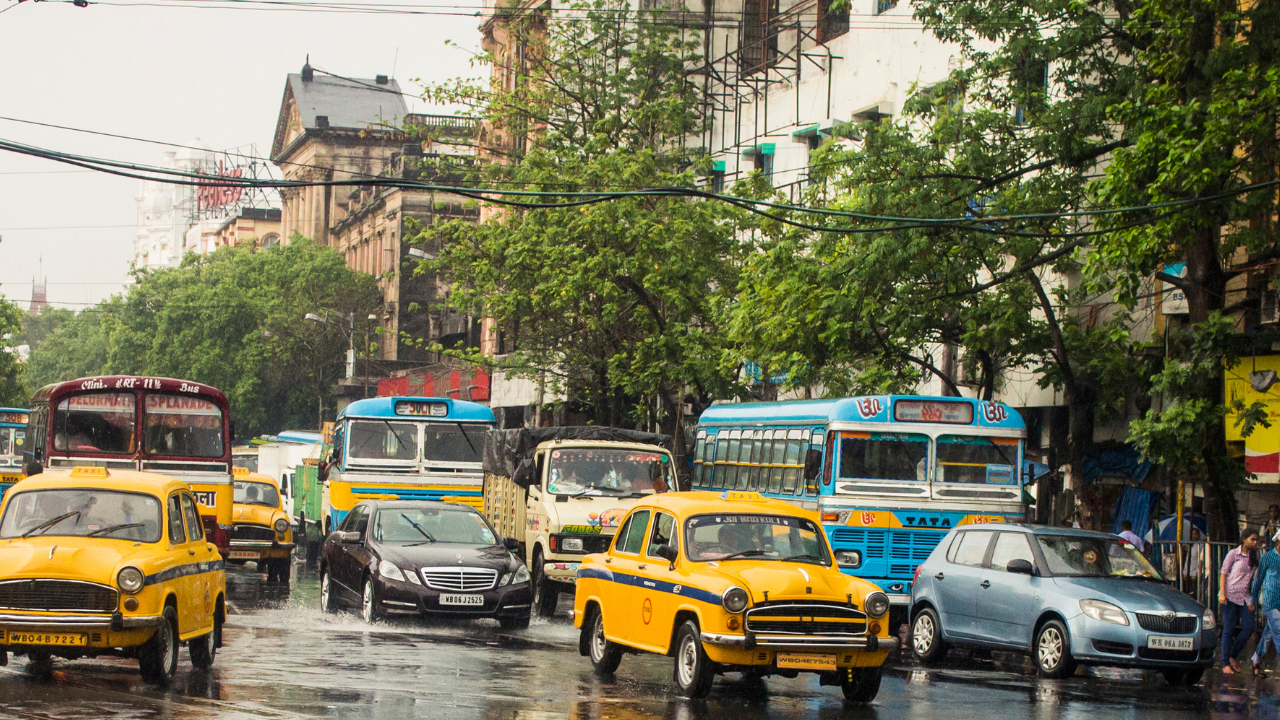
0;408;29;500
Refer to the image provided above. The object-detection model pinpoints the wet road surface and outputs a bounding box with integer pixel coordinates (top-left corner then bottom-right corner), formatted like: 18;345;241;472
0;565;1267;719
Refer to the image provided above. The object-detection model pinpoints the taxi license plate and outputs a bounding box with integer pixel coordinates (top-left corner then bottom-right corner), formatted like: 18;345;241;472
776;653;838;671
3;631;88;646
228;550;259;560
439;594;485;606
1148;635;1194;651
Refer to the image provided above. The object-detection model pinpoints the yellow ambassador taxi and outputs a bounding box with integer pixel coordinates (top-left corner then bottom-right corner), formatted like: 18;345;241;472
0;467;225;684
573;491;895;701
229;468;294;584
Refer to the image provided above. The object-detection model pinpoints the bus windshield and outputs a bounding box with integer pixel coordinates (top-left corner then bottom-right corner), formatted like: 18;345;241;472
0;489;163;542
936;435;1018;484
838;432;929;482
0;426;23;457
348;420;417;461
54;393;136;454
423;424;485;464
547;448;672;496
144;394;225;458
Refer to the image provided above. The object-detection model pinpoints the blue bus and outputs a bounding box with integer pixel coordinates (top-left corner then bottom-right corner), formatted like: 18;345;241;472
323;397;496;532
693;396;1027;624
0;408;29;501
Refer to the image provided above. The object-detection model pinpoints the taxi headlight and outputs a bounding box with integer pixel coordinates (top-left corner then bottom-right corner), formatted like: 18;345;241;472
378;559;407;582
117;566;144;594
865;591;890;618
722;586;749;613
1080;599;1129;626
274;518;289;534
836;550;862;568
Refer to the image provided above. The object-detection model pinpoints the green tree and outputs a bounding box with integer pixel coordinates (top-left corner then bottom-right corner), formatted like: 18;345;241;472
415;1;748;435
0;296;26;406
22;309;110;393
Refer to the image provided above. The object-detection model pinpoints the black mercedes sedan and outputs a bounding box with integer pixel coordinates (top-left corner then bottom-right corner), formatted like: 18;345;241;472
319;500;533;629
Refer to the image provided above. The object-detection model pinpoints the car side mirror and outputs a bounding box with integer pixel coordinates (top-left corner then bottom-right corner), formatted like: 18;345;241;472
802;447;823;481
341;531;362;544
1007;558;1035;575
656;544;678;569
503;537;521;552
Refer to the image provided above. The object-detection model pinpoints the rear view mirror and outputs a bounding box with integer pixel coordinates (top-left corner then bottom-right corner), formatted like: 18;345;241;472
656;544;678;570
503;537;522;552
1007;558;1035;575
802;447;823;481
340;531;362;544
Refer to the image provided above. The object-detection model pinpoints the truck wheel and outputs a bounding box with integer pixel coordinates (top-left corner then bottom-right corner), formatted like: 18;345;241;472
840;666;883;703
532;550;558;617
138;606;179;685
585;607;623;674
673;620;715;698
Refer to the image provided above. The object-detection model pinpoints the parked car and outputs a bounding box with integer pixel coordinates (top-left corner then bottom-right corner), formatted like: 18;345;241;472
573;490;896;701
909;524;1215;684
319;500;532;630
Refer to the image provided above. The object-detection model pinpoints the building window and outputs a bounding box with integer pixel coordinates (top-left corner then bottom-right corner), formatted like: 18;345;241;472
1014;60;1050;124
875;0;896;14
711;160;726;194
740;0;779;77
817;0;849;43
261;233;280;248
754;152;774;183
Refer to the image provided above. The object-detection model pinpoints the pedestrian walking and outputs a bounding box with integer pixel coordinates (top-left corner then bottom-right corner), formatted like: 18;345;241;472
1119;520;1146;553
1251;538;1280;675
1221;529;1261;675
1263;505;1280;551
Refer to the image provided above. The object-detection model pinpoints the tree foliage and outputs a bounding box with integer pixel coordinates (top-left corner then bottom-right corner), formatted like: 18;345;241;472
0;297;26;406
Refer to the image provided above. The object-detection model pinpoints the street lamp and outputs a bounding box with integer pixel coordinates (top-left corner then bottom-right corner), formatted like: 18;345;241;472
407;247;435;260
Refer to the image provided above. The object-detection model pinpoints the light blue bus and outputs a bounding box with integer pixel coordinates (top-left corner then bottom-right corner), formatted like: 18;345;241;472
693;396;1027;624
0;408;29;501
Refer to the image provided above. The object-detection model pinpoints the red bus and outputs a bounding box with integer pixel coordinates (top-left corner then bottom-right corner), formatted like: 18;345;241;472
24;376;234;554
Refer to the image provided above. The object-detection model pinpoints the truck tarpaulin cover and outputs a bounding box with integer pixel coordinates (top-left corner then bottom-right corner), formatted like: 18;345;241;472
484;427;672;487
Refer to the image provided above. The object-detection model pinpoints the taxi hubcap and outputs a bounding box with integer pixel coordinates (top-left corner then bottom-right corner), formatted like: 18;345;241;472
363;583;374;622
591;616;606;660
913;615;934;654
1039;627;1063;669
677;636;697;686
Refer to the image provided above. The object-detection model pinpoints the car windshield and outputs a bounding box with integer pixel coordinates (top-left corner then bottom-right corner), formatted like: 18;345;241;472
685;514;831;565
0;489;163;542
233;481;279;508
546;448;672;496
348;420;417;461
372;507;498;545
143;394;225;458
54;393;136;454
936;435;1019;484
422;424;485;464
1036;534;1163;579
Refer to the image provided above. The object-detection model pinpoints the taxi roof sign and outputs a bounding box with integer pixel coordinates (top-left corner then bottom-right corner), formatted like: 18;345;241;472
719;491;764;502
233;467;249;477
70;467;111;479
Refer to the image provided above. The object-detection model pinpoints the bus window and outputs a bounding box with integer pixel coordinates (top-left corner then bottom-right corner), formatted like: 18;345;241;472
766;431;785;494
144;394;224;458
936;435;1019;484
699;434;715;487
693;431;708;488
54;394;136;454
348;421;417;461
423;423;485;464
838;432;929;481
724;430;743;489
729;430;749;490
746;431;765;490
711;434;729;488
781;429;804;493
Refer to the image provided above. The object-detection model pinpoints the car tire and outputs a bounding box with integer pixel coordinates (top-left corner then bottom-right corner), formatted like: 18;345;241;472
275;557;292;585
531;549;558;618
189;613;220;670
1163;668;1204;686
500;614;532;631
1033;619;1077;679
585;607;623;675
25;650;53;680
840;666;883;703
673;620;716;699
911;607;947;666
361;576;381;624
320;569;338;613
138;605;180;685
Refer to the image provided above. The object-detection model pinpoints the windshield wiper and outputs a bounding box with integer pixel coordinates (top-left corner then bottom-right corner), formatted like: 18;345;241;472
382;420;409;455
21;511;80;538
719;550;769;561
456;423;477;457
781;553;825;564
87;523;145;537
401;516;435;542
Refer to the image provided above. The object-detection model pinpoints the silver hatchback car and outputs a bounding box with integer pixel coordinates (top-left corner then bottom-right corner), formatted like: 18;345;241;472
910;524;1215;684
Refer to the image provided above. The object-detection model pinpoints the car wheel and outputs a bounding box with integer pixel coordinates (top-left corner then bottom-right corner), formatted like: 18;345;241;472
189;612;219;669
911;608;947;666
531;549;558;618
1033;619;1077;679
25;650;53;680
586;607;623;674
361;576;380;624
1162;668;1204;686
275;558;292;585
320;569;337;613
840;666;883;703
138;605;179;685
499;614;532;631
673;620;716;698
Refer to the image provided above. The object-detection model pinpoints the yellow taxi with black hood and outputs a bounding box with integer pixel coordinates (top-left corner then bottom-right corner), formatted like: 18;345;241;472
229;467;294;584
572;491;895;701
0;467;225;684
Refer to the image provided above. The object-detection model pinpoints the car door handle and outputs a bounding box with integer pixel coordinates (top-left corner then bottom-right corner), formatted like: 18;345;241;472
980;580;990;589
638;564;646;570
935;573;945;580
189;550;196;556
605;558;612;564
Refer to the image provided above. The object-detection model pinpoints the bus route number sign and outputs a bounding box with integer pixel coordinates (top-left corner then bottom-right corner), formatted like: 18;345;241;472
893;400;974;425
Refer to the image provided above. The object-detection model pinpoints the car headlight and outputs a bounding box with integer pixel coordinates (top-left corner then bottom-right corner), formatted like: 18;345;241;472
562;538;584;553
836;550;862;568
274;518;289;534
378;559;407;582
722;586;749;613
865;591;889;618
117;566;144;594
511;565;530;585
1080;599;1129;626
1202;606;1217;630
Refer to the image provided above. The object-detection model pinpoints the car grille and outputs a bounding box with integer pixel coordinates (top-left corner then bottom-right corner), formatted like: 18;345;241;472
1135;613;1198;634
419;567;498;592
232;524;275;542
745;603;867;636
0;579;118;613
1092;640;1134;655
1138;647;1199;661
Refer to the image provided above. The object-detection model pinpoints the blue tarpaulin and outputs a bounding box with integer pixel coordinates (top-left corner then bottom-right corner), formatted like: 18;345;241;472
1111;486;1159;536
1083;446;1152;483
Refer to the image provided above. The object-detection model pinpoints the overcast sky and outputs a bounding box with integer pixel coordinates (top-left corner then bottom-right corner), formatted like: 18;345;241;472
0;0;485;311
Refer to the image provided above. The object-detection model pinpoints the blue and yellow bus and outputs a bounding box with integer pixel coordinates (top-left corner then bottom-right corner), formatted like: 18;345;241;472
323;397;495;532
0;408;28;500
693;396;1026;623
